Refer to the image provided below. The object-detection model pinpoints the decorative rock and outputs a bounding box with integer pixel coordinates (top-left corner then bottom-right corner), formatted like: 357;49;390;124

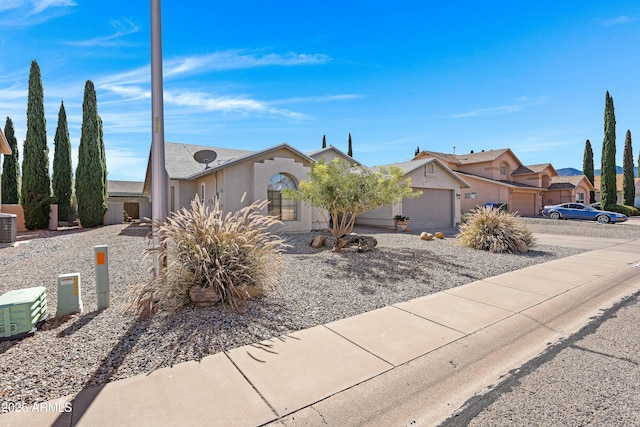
435;232;445;239
311;235;327;248
235;284;264;299
420;232;434;241
189;287;221;306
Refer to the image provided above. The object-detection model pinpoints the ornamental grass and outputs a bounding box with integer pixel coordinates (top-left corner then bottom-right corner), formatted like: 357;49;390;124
457;206;534;254
128;195;288;317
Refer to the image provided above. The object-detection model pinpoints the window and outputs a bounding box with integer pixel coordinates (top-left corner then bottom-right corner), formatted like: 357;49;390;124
170;186;175;212
200;183;205;202
500;165;507;176
465;192;477;199
425;163;435;174
268;173;297;220
576;192;585;203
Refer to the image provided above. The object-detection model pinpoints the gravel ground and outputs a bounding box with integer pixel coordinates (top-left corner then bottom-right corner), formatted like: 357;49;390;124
1;217;639;407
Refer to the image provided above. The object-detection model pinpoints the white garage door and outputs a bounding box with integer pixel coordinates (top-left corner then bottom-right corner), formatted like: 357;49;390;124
402;188;453;230
511;193;536;216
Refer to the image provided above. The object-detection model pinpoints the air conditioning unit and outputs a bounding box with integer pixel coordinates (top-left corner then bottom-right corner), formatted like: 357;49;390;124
0;286;48;339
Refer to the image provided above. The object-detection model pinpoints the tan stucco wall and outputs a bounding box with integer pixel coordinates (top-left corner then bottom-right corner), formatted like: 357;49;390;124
1;205;26;232
253;156;311;233
459;176;509;212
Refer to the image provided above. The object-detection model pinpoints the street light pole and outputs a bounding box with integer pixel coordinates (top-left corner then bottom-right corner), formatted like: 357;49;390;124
151;0;168;276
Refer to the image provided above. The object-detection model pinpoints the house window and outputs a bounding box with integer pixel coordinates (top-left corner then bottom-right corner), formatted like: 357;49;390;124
200;183;205;203
465;192;477;199
170;186;175;212
576;192;585;203
500;165;507;176
268;173;297;221
425;163;435;174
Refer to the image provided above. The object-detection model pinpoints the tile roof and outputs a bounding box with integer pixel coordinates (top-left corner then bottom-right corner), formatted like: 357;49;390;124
0;127;11;155
108;180;145;195
164;142;256;179
593;174;640;190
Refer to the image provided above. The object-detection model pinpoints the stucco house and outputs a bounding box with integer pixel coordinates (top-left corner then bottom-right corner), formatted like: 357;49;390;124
143;142;316;232
357;158;470;229
413;148;593;216
593;174;640;207
143;141;472;232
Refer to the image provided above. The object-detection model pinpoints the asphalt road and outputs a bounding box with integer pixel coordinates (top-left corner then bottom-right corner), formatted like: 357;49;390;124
441;290;640;426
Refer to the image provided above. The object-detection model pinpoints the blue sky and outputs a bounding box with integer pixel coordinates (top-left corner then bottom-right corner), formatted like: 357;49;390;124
1;1;640;181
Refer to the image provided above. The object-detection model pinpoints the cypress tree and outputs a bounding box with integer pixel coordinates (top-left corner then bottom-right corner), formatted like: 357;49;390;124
622;129;635;206
582;139;595;204
348;133;353;157
322;134;326;149
21;60;51;230
76;80;107;228
600;91;617;209
415;146;420;157
52;101;73;221
1;117;20;204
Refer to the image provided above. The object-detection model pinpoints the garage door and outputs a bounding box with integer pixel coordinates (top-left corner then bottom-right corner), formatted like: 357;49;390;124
402;188;453;230
510;193;536;216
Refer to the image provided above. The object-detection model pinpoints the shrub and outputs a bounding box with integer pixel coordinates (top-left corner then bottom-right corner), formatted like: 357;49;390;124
128;196;289;317
606;204;640;217
457;206;535;253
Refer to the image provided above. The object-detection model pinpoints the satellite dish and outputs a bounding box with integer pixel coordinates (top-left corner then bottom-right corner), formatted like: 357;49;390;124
193;149;217;169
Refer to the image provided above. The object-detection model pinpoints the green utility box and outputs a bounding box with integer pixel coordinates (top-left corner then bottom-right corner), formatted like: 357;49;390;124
0;286;48;338
57;273;82;316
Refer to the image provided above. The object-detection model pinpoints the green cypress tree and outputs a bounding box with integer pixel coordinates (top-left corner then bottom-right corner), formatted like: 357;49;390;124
600;91;617;209
582;139;595;204
415;146;420;157
348;133;353;157
21;60;51;230
52;101;73;221
322;134;327;149
98;115;108;207
622;129;635;206
1;117;20;204
75;80;107;228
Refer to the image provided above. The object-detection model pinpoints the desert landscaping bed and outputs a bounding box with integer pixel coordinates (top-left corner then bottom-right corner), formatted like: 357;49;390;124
1;218;639;406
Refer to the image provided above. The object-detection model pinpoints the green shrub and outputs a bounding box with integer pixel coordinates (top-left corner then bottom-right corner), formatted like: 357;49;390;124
128;196;289;317
606;204;640;216
457;206;535;253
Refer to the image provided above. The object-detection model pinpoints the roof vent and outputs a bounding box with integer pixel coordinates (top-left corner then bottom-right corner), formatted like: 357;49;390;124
193;149;217;169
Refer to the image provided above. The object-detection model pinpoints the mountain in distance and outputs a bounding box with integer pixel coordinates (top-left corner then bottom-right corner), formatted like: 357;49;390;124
556;166;638;176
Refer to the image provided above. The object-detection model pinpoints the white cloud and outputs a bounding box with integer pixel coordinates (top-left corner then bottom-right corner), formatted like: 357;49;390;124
600;16;633;27
0;0;76;26
448;96;547;119
66;19;139;47
32;0;76;14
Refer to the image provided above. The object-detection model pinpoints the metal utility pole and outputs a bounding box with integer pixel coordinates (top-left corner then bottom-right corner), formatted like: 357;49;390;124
151;0;168;276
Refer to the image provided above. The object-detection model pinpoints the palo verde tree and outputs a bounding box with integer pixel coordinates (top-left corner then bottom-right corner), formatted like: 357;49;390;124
283;158;421;238
622;129;635;206
75;80;107;228
1;117;20;204
582;139;595;204
21;60;51;230
53;101;73;222
322;134;327;149
347;133;353;158
600;91;617;209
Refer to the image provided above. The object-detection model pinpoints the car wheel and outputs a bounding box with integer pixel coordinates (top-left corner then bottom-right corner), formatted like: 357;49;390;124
597;214;610;224
549;211;561;220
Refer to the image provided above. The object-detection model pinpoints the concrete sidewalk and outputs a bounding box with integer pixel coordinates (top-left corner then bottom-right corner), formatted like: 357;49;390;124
3;233;640;427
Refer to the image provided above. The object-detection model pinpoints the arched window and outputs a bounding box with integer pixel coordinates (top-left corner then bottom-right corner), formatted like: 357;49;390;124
268;173;297;220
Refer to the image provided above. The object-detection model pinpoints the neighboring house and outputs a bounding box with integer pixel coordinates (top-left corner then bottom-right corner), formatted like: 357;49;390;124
106;180;151;223
593;174;640;207
357;158;470;229
545;175;594;206
143;142;316;232
307;145;359;165
0;127;12;212
414;149;593;216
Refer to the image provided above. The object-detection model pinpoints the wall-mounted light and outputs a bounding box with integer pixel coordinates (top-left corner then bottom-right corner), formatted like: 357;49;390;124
456;193;461;199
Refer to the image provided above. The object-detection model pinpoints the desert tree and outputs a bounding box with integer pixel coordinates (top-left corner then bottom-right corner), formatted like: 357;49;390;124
600;91;617;209
1;117;20;204
75;80;107;228
622;129;635;206
21;60;51;230
52;101;73;221
582;139;595;204
283;158;421;238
